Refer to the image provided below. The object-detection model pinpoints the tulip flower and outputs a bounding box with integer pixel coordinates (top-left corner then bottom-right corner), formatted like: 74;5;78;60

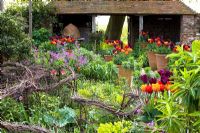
146;85;153;94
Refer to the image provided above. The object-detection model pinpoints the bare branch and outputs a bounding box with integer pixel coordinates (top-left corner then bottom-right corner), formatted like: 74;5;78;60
71;95;142;118
0;121;50;133
0;62;77;100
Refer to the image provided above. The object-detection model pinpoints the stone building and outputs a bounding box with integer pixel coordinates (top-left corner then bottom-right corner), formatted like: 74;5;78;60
53;0;198;46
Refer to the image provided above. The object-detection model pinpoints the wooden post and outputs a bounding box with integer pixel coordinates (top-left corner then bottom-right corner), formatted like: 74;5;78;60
139;16;143;34
29;0;32;38
92;15;96;33
0;0;4;11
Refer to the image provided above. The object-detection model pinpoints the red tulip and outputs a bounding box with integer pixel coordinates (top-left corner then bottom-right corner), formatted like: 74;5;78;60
148;38;154;44
146;85;153;94
156;41;162;46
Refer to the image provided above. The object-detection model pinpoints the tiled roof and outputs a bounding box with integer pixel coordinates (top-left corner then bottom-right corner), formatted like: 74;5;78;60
54;0;196;15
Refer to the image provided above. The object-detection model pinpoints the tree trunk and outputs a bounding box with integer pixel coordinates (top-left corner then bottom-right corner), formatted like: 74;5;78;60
105;15;125;40
29;0;32;38
0;0;4;11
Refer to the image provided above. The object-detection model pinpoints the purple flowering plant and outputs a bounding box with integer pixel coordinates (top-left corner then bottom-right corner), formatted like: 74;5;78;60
158;69;172;84
49;48;88;71
140;68;172;85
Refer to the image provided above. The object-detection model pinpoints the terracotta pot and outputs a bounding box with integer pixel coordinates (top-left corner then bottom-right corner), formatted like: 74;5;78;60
117;65;133;86
66;49;73;53
147;51;157;70
156;54;168;70
104;55;113;62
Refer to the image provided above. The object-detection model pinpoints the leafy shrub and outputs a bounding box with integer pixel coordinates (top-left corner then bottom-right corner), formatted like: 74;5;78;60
113;53;129;65
0;98;28;122
0;13;31;62
77;80;125;106
122;57;134;70
74;47;103;62
97;120;132;133
5;1;56;30
44;106;76;128
33;28;52;47
80;61;118;81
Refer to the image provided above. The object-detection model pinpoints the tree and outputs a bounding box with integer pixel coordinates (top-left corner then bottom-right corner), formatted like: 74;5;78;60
29;0;32;38
0;0;4;11
105;15;125;40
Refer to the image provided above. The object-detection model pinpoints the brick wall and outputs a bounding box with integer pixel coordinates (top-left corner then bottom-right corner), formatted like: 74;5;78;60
180;15;196;43
195;15;200;40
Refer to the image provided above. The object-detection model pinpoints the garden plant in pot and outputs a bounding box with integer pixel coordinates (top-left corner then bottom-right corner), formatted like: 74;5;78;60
113;46;133;85
121;57;134;86
155;41;172;70
146;38;157;70
138;31;149;48
101;40;123;62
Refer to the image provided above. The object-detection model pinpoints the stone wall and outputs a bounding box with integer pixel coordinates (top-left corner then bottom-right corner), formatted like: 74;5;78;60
180;15;196;43
195;15;200;40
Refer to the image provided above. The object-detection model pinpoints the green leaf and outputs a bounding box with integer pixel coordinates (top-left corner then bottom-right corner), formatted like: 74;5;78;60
192;40;200;53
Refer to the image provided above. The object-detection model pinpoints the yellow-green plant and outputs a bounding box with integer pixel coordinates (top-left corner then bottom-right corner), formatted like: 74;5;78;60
97;120;132;133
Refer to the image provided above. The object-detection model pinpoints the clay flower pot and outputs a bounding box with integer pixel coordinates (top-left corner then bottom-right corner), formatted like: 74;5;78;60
147;51;157;70
104;55;113;62
117;65;133;86
156;54;168;70
66;49;73;53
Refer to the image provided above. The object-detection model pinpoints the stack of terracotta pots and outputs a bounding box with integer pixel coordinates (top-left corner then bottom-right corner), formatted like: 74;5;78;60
147;51;168;70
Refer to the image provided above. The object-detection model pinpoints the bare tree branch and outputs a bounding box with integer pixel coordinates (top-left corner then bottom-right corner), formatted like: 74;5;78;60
0;62;77;100
0;121;50;133
71;95;142;118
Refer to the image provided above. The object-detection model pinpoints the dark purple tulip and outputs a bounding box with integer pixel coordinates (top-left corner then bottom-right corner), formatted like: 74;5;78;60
158;69;165;76
165;70;172;77
149;77;157;84
161;76;169;84
140;74;148;83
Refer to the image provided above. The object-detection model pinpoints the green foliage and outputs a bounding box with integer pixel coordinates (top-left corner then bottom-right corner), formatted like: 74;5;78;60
44;106;76;128
146;43;157;52
155;92;186;133
0;13;31;61
113;53;129;65
151;40;200;132
77;48;118;81
28;93;61;125
122;57;134;70
6;1;56;30
97;120;132;133
155;45;172;54
99;42;114;56
132;54;149;89
167;42;200;112
0;98;28;122
141;94;161;123
77;80;125;106
74;47;103;62
80;61;118;81
39;41;57;52
33;28;52;47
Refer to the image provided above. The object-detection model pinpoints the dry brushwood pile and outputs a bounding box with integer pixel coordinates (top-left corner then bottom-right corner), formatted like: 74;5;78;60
0;61;76;133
